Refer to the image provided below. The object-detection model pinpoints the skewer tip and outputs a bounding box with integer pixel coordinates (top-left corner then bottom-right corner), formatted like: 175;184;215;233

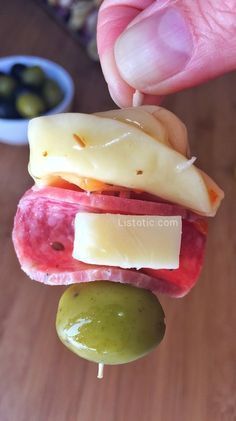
132;90;144;107
97;363;104;379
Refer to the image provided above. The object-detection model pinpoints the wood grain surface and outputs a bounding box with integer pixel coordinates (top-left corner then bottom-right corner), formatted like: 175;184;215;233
0;1;235;420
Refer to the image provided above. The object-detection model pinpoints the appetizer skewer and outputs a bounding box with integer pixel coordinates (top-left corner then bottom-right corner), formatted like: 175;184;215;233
13;106;224;376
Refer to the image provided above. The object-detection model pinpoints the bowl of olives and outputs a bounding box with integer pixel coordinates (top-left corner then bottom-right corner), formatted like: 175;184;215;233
0;55;74;144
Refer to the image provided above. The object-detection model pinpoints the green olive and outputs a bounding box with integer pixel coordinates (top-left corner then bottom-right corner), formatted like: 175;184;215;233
16;92;45;118
0;76;17;98
56;281;165;367
42;78;63;108
21;66;45;87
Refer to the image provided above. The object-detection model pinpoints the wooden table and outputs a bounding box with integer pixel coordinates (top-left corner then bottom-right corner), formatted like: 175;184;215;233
0;1;235;420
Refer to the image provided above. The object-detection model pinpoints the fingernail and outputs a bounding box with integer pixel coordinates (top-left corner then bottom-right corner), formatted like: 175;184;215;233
114;7;193;90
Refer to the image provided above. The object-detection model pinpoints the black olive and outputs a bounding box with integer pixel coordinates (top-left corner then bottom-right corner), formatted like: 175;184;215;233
14;85;35;98
10;63;27;81
0;99;20;119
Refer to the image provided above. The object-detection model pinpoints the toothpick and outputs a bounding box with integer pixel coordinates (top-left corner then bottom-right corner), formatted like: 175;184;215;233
97;363;104;379
132;90;144;107
176;156;197;172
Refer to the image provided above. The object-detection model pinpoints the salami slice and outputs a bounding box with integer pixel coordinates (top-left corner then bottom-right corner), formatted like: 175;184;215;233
28;186;189;217
13;187;207;297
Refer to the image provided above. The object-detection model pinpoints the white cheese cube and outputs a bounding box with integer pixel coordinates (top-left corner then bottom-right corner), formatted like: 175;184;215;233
73;213;182;270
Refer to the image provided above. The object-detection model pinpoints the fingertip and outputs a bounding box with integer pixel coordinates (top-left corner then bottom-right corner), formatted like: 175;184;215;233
97;4;140;107
101;50;135;108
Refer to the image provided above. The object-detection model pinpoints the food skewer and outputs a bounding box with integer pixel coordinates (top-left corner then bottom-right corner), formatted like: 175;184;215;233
13;104;224;379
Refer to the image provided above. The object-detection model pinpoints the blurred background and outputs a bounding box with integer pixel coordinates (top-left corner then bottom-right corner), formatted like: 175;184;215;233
0;1;235;421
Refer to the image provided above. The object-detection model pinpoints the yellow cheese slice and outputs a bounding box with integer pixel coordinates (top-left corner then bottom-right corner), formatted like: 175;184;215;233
28;109;224;216
73;213;182;270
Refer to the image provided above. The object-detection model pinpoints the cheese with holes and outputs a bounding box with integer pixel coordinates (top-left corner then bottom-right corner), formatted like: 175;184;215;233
73;213;182;270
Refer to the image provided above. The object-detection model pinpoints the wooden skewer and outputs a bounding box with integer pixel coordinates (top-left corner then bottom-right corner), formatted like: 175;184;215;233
176;156;197;172
97;363;104;379
132;90;144;107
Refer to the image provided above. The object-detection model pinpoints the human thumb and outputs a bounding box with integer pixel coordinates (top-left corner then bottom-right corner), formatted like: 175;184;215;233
114;0;236;96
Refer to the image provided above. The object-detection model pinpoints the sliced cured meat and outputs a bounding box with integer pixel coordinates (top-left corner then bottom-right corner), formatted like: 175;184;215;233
28;185;190;218
143;220;207;296
12;187;207;297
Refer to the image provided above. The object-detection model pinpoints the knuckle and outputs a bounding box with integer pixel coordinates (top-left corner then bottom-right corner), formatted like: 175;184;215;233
181;0;236;41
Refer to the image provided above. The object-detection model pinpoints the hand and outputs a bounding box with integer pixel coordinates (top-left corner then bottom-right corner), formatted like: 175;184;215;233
97;0;236;107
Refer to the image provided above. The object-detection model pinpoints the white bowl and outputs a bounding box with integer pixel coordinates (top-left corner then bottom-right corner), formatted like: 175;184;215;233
0;55;74;145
